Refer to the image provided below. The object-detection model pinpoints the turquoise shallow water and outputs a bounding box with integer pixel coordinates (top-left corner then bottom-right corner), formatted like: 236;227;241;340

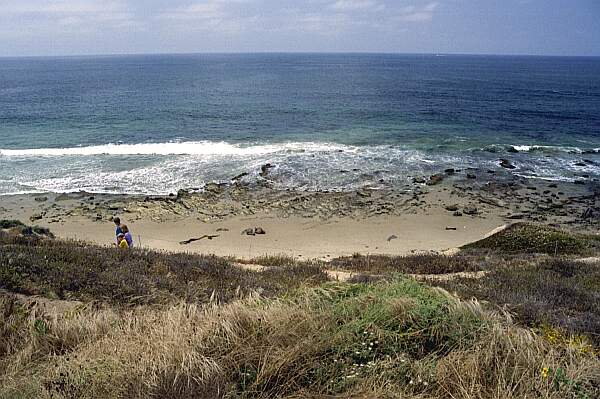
1;54;600;194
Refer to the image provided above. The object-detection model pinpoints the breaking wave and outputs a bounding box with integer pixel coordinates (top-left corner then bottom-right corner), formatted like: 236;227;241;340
2;140;600;196
0;141;353;157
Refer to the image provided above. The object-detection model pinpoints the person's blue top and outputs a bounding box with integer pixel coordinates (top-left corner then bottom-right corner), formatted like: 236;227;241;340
124;232;133;248
116;225;123;237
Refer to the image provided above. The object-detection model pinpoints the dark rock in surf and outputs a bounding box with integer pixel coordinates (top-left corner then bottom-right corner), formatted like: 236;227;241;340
232;172;249;181
426;174;445;186
499;159;516;169
176;189;190;200
260;163;275;177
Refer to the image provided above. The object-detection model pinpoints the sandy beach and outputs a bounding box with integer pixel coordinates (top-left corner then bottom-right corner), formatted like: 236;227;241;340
5;212;504;259
2;168;598;259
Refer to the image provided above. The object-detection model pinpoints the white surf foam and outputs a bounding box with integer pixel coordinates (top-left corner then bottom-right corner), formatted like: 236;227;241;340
0;190;47;196
0;141;353;157
511;145;584;154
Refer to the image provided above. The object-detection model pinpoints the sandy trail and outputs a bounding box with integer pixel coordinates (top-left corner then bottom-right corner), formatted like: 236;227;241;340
233;262;490;283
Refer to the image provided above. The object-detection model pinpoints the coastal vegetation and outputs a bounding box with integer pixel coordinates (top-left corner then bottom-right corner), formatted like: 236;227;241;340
461;223;600;256
1;221;599;398
0;230;326;306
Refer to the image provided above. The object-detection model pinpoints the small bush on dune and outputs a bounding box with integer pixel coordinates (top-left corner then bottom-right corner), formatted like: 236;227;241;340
0;220;25;229
462;223;598;255
329;254;481;275
0;220;53;238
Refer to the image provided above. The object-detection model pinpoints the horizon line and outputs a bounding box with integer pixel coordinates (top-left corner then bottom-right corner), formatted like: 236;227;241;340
1;50;600;60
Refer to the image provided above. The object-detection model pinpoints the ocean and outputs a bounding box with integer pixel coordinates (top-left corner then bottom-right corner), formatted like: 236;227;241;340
1;53;600;195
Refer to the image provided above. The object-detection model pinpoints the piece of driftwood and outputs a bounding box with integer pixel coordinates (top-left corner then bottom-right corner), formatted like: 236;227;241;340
179;234;219;245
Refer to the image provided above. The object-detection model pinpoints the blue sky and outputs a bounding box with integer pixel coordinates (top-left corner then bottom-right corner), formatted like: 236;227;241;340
0;0;599;56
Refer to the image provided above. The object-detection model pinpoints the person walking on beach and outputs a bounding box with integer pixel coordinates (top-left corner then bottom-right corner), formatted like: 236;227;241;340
117;233;129;249
113;217;123;241
121;224;134;248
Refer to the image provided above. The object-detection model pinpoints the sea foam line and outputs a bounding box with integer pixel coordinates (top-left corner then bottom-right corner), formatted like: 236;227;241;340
0;141;355;157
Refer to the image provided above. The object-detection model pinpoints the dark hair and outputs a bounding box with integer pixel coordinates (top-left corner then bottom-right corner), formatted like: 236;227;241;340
114;217;121;225
121;224;129;233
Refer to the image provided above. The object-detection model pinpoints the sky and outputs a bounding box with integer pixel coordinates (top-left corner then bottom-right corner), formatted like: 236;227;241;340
0;0;599;57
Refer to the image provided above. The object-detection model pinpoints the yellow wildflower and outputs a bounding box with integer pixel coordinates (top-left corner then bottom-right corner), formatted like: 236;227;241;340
541;367;549;378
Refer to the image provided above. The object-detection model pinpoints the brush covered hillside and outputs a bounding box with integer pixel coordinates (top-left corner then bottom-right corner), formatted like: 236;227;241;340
1;222;599;398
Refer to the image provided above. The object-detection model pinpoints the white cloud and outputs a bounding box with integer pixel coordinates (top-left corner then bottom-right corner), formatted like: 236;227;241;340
395;2;439;22
157;0;260;35
0;0;443;54
0;0;142;32
1;0;126;15
424;2;439;12
160;3;224;21
330;0;384;12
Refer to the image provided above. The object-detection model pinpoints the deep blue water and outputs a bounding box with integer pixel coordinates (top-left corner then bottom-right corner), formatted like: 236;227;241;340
1;53;600;194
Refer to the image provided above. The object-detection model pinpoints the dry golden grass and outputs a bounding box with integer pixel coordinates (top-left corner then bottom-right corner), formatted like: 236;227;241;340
1;278;598;399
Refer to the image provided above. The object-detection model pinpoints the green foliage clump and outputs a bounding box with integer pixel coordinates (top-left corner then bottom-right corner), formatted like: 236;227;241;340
206;278;489;397
462;223;597;255
0;220;25;229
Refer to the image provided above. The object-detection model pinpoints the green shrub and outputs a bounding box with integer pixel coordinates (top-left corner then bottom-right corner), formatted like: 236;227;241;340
462;223;597;255
0;220;25;229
